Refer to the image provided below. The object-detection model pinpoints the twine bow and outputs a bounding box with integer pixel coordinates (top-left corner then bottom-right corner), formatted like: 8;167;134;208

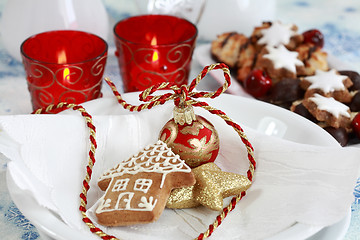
105;63;231;112
106;62;255;180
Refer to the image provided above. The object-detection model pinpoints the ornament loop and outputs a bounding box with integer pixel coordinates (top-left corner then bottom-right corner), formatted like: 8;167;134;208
178;85;189;108
173;105;196;125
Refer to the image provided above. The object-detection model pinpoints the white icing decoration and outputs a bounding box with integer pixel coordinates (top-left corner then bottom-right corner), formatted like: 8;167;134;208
96;192;158;213
134;179;153;193
99;140;192;189
304;69;348;93
309;94;350;118
263;45;304;73
112;178;129;192
138;196;157;211
115;192;134;210
96;197;111;214
258;21;296;47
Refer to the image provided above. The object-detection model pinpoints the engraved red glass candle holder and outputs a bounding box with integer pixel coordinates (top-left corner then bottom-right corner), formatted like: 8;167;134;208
114;15;198;92
21;30;108;111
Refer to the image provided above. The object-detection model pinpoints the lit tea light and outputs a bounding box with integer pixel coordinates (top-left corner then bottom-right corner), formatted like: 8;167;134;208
57;49;71;82
113;15;198;92
150;36;160;71
21;30;108;111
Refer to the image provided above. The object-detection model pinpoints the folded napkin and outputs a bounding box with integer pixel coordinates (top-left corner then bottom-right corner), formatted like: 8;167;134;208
0;99;359;240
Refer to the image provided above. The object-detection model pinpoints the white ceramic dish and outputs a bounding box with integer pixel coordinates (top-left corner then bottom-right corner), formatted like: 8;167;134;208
6;93;349;240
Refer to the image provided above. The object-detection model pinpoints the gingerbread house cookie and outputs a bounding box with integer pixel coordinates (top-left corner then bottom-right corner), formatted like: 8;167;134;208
96;140;195;226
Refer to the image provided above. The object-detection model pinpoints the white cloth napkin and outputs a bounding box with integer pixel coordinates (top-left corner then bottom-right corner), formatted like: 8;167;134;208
0;101;359;240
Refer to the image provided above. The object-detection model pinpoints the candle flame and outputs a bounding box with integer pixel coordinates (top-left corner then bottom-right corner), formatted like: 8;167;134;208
152;51;159;62
150;36;159;62
63;67;70;81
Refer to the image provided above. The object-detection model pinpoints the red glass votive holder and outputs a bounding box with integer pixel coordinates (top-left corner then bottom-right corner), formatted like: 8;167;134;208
114;15;198;92
21;30;108;111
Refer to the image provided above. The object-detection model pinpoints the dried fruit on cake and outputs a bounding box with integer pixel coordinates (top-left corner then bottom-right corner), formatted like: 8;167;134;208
244;69;272;97
302;29;325;48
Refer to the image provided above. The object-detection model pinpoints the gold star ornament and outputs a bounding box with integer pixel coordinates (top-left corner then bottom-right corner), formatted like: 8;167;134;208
166;162;252;211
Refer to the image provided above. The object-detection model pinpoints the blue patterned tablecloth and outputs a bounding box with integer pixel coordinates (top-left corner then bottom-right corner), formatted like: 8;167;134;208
0;0;359;239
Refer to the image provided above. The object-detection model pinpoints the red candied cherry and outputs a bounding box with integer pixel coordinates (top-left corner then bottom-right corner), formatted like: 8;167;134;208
352;113;360;139
302;29;325;48
244;69;272;98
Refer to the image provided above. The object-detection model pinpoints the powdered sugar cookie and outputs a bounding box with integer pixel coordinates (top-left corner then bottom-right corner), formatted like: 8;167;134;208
250;21;303;51
254;45;305;82
301;69;353;102
302;93;351;129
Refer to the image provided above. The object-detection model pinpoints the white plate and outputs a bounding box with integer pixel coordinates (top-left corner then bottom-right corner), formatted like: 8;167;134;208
6;93;349;240
194;44;357;96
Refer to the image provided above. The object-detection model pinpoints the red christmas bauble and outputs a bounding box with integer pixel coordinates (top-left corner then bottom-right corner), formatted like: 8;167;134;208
159;115;220;168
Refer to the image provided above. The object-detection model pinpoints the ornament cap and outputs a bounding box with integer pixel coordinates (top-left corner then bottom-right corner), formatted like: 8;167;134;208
173;105;196;125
